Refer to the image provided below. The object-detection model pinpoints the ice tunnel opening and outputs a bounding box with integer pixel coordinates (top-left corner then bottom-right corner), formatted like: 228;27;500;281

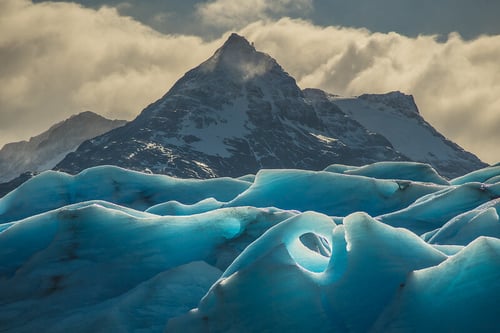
288;232;332;273
299;233;332;257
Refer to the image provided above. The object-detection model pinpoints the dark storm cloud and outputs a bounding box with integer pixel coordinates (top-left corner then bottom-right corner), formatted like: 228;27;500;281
312;0;500;39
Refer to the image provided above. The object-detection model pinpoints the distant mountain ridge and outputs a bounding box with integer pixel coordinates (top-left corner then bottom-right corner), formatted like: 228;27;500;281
54;33;485;179
323;91;485;176
0;111;126;183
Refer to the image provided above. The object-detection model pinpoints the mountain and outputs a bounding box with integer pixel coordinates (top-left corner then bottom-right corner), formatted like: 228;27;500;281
55;33;485;179
329;92;486;177
316;91;486;178
0;111;126;183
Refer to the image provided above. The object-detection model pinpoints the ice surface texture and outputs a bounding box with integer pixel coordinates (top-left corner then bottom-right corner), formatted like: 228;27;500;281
0;165;251;223
1;162;499;332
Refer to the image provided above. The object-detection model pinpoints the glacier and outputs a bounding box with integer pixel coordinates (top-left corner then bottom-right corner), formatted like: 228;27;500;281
0;165;251;224
0;162;499;332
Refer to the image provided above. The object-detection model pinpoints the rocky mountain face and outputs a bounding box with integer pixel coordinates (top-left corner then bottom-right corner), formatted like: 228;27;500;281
0;111;126;183
55;33;485;179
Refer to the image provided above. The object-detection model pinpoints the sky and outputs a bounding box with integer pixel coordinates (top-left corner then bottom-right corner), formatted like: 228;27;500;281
1;0;499;164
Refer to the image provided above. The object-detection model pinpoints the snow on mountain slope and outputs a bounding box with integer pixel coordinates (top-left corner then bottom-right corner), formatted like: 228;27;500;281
53;34;484;180
330;92;485;177
0;111;126;183
54;34;407;178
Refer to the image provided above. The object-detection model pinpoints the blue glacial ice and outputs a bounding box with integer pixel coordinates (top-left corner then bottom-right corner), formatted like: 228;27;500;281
0;202;295;332
324;161;449;185
427;198;500;245
0;165;251;223
146;198;224;216
450;164;500;185
0;161;499;332
226;169;445;216
378;181;500;234
372;236;500;332
166;213;457;332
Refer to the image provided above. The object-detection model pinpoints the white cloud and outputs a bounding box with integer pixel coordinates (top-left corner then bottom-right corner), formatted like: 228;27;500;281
0;0;221;146
196;0;312;29
1;1;499;166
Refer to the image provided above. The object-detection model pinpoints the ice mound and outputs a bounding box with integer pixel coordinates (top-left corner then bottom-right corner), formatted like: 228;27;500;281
169;213;436;332
378;182;500;234
373;236;500;332
0;165;251;223
0;161;499;332
426;198;500;245
0;202;295;332
450;164;500;185
167;214;498;332
227;169;444;216
324;161;449;185
146;198;224;216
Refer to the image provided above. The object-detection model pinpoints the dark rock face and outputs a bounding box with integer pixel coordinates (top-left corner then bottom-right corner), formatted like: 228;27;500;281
0;172;36;198
55;34;485;179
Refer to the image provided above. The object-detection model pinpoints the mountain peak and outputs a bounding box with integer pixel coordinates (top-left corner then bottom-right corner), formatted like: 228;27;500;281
145;31;302;122
68;111;105;121
358;91;419;114
195;33;279;81
0;112;126;184
220;33;255;53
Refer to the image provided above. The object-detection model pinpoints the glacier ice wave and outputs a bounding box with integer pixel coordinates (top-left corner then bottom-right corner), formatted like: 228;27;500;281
226;168;445;216
378;181;500;234
0;202;295;332
324;161;449;185
0;162;499;332
0;165;251;224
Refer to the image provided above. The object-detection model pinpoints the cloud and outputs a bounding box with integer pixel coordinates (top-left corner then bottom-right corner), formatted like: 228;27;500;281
196;0;312;29
0;0;221;146
240;19;500;164
1;1;499;165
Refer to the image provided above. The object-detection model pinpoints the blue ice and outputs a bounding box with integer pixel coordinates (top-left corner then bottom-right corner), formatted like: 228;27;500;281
0;161;499;332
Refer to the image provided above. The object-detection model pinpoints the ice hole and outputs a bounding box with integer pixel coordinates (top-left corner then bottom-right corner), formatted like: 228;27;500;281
287;232;332;273
299;232;332;257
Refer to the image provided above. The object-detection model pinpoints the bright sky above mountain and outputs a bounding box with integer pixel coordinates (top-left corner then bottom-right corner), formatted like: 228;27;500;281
1;0;499;164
